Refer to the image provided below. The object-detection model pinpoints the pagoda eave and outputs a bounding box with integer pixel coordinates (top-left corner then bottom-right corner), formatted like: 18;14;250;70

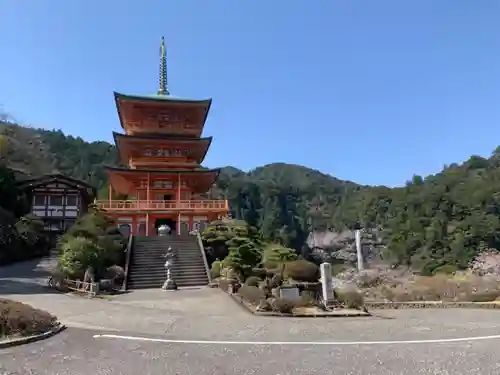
105;166;220;196
113;132;213;165
104;165;220;177
114;92;212;135
114;92;212;106
112;131;213;143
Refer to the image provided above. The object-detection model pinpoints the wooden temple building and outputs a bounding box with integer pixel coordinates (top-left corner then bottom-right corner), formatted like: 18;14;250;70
95;38;228;236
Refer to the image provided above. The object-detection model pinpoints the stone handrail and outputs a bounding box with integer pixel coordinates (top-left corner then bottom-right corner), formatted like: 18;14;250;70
196;231;211;284
122;234;134;290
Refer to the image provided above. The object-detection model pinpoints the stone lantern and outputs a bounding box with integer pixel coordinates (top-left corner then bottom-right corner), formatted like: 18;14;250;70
162;246;178;291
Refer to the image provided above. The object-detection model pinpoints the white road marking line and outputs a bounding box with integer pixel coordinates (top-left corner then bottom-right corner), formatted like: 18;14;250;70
92;333;500;346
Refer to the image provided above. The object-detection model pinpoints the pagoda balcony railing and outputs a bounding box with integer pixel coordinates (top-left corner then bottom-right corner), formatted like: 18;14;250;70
95;199;229;212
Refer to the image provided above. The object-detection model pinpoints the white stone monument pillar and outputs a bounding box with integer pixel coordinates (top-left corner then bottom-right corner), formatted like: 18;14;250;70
355;229;364;271
320;262;334;307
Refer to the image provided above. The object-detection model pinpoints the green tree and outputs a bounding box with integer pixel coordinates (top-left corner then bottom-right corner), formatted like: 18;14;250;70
59;236;103;278
261;244;298;269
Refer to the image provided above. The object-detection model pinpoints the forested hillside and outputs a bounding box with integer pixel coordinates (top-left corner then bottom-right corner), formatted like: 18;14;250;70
2;121;500;274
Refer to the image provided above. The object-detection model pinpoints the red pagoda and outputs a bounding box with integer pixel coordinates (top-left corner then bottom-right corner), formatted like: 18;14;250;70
96;38;229;236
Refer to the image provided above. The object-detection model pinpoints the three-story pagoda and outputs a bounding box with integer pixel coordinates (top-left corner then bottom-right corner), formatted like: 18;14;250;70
96;38;229;236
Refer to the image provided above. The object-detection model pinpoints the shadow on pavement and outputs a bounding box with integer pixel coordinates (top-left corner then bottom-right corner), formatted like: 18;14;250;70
0;257;57;295
0;258;54;278
0;278;59;295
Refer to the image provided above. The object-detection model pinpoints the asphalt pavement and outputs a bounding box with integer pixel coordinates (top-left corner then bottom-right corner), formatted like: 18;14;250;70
1;327;500;375
2;258;500;374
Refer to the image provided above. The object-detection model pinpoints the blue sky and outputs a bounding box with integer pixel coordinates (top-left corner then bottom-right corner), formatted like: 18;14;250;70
1;1;499;187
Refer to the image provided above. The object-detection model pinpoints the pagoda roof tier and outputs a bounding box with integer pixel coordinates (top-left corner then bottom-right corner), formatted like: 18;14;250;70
112;132;213;166
104;166;220;196
114;92;212;138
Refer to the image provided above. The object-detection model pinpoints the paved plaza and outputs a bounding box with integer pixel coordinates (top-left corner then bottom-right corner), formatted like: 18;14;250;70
2;258;500;374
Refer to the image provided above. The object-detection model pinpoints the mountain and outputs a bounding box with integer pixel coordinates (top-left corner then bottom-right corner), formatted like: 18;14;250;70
2;121;500;275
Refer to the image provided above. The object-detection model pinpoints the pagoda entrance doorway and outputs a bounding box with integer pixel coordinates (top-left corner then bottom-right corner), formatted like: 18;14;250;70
155;218;176;235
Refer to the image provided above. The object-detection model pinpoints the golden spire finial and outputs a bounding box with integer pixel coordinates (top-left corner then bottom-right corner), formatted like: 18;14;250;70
158;37;169;95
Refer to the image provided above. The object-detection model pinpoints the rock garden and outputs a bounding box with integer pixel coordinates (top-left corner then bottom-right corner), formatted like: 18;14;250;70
202;219;500;313
202;219;366;316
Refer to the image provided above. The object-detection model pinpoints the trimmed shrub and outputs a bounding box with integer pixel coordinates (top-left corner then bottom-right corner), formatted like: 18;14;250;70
336;288;364;309
295;293;318;308
433;264;458;275
244;276;261;287
211;259;222;279
105;265;125;287
220;267;239;280
470;291;500;302
238;285;266;305
0;299;58;337
251;268;268;278
284;260;319;282
262;245;298;269
225;238;262;280
269;298;296;314
270;273;283;288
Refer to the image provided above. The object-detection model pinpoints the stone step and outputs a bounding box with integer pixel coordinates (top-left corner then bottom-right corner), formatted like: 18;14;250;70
133;251;202;257
130;267;207;274
135;238;197;242
131;262;205;269
136;245;198;248
130;276;208;283
135;241;198;244
130;272;208;278
130;262;206;269
134;247;199;250
128;281;208;290
133;255;203;260
133;253;204;259
132;255;205;262
133;256;204;261
128;280;208;288
128;275;208;282
129;273;207;280
134;248;201;252
127;238;209;291
133;254;205;260
129;274;206;279
134;247;199;251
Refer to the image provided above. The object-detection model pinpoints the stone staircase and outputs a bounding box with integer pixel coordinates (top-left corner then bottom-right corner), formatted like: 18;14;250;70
127;235;210;290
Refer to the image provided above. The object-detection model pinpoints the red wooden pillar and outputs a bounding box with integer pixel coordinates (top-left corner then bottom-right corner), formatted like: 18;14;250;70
188;216;193;232
131;215;137;236
149;215;156;236
177;173;181;202
146;172;151;202
108;182;112;204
